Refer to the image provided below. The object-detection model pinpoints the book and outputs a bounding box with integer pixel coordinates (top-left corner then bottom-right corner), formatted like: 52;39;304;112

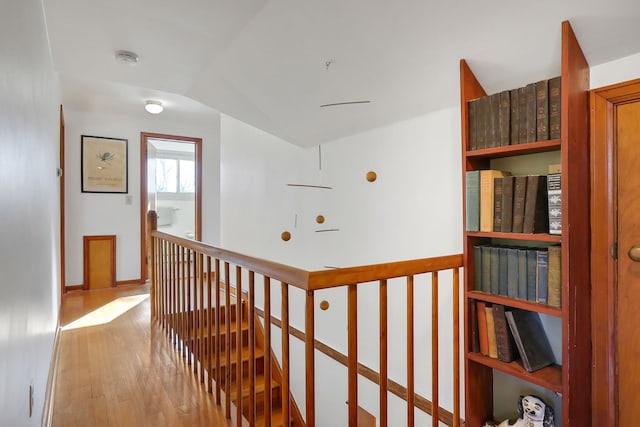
549;76;561;140
499;90;511;146
480;170;510;232
476;301;490;356
526;249;537;302
500;176;514;232
547;246;562;308
536;249;549;304
466;171;481;232
510;88;519;145
548;163;561;174
517;248;528;300
498;247;508;296
488;93;501;148
489;246;500;295
505;310;555;372
492;304;517;362
512;176;528;233
526;83;537;143
481;246;492;293
518;86;528;144
493;177;504;232
506;247;519;298
536;79;549;141
547;173;562;235
470;300;480;353
523;175;549;234
468;98;479;151
474;245;483;292
485;305;498;358
477;96;488;149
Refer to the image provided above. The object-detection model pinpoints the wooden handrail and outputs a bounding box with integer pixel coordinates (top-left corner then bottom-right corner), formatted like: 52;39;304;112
147;211;463;427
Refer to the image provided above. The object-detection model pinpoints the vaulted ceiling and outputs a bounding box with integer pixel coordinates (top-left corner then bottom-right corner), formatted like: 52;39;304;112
44;0;640;147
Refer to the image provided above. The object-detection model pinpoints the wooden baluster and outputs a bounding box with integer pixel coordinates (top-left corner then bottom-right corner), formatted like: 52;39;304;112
193;251;199;376
263;276;272;427
215;258;222;405
181;247;187;358
162;240;167;332
199;253;205;383
305;290;315;427
186;249;192;367
281;282;291;426
348;284;358;426
224;262;231;418
431;271;439;427
248;271;256;425
379;279;388;427
148;211;157;320
171;243;177;345
207;256;213;393
407;275;415;426
452;267;460;427
235;266;243;427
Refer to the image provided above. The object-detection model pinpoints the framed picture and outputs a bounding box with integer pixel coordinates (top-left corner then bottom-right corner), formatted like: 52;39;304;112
81;135;128;193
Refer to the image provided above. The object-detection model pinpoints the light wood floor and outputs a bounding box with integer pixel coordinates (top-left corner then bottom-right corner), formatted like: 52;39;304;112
52;284;236;427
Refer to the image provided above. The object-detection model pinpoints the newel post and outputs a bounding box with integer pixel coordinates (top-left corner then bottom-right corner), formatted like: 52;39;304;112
148;210;158;320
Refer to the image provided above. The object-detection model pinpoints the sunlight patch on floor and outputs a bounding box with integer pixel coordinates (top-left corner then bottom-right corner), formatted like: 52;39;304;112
62;294;149;331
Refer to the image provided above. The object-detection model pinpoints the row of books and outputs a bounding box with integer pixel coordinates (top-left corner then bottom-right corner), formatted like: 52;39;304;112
472;302;555;372
467;76;561;150
473;244;561;308
466;169;562;235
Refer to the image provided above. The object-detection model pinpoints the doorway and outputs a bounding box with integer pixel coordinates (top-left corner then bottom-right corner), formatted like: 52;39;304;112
591;79;640;426
140;132;202;282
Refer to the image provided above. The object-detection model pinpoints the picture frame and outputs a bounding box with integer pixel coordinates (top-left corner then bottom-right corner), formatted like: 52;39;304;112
81;135;128;193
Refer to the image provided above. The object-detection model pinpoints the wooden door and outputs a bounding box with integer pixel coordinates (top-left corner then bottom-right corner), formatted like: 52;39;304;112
591;79;640;426
615;101;640;425
83;235;116;290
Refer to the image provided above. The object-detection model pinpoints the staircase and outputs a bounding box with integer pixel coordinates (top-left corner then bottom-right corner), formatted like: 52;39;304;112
167;292;304;427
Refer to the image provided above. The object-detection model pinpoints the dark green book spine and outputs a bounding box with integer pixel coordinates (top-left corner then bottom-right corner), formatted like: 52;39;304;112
477;96;487;149
474;245;482;292
526;249;537;302
498;247;508;296
481;246;492;293
493;177;504;232
549;76;561;139
509;88;519;145
489;93;501;148
501;176;514;232
468;98;479;150
512;176;528;233
523;175;549;233
517;249;528;300
506;247;519;298
465;171;480;232
536;249;549;304
499;90;511;146
526;83;537;143
536;79;549;141
489;246;500;295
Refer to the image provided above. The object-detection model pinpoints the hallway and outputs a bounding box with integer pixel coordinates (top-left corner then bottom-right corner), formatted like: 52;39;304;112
52;285;235;427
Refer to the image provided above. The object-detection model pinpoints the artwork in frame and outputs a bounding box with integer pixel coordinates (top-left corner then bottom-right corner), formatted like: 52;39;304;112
81;135;128;193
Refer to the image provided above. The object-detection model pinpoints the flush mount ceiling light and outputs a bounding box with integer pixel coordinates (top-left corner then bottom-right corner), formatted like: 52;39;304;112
144;100;163;114
115;50;139;65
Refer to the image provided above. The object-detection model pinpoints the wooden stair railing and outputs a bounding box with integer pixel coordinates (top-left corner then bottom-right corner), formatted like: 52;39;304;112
148;211;463;427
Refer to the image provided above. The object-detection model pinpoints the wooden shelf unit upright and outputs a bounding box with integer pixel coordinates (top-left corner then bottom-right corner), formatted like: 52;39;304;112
460;21;591;426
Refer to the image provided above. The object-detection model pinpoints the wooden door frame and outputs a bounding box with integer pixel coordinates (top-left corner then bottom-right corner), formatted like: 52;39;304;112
140;132;202;282
590;78;640;427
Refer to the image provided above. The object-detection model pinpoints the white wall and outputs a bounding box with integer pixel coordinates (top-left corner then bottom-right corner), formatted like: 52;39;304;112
64;109;221;285
591;52;640;89
220;108;463;425
0;1;61;425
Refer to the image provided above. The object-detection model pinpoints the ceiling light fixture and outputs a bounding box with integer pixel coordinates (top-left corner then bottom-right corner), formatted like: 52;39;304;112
144;100;164;114
115;50;139;65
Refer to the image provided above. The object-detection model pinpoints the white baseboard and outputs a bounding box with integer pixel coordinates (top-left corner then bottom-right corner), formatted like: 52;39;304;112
41;323;61;427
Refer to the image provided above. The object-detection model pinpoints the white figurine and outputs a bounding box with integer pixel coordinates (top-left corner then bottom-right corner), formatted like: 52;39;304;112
483;395;554;427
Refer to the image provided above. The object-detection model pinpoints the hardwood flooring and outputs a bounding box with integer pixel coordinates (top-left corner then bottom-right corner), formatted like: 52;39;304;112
52;284;236;427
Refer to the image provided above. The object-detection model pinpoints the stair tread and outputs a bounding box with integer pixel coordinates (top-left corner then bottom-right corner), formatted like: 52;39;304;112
188;318;249;337
255;406;286;427
228;374;280;400
202;345;265;368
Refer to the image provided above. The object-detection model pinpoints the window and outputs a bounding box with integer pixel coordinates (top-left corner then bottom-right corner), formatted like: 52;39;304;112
155;152;195;194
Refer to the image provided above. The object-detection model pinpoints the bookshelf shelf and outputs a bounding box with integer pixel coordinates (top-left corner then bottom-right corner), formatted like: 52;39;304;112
466;291;563;317
466;139;561;159
466;231;562;243
461;21;591;426
467;353;563;393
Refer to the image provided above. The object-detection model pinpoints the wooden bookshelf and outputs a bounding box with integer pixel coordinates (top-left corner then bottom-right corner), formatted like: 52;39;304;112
461;21;591;426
